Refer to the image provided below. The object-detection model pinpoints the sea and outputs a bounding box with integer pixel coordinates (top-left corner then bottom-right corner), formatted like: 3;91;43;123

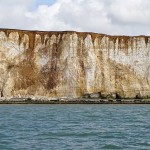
0;104;150;150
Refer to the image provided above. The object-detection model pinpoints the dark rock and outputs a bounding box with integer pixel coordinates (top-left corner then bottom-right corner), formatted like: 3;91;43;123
89;92;101;98
83;94;90;98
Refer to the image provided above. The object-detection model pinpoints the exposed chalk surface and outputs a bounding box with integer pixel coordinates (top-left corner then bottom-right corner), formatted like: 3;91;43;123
0;29;150;99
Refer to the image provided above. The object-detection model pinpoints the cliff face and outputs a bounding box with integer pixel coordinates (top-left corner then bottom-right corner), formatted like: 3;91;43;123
0;29;150;99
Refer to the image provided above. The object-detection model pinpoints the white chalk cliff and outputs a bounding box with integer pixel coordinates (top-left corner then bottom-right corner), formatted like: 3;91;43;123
0;29;150;99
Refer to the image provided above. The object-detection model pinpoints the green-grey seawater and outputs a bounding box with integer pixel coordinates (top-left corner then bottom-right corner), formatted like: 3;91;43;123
0;104;150;150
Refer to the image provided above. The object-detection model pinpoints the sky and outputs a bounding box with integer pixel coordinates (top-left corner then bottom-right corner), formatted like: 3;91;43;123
0;0;150;35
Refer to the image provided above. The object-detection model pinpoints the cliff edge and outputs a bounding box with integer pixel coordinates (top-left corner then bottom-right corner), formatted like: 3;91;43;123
0;29;150;99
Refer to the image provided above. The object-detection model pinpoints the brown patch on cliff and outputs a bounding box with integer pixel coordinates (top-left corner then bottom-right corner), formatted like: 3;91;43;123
18;32;25;45
144;36;149;45
56;35;63;57
44;37;49;45
14;60;38;90
78;32;105;43
3;30;11;37
98;50;106;94
39;35;63;91
77;37;84;70
28;32;35;51
46;71;59;90
7;64;15;70
47;41;61;90
109;36;117;45
38;33;45;44
76;37;86;95
24;32;35;62
40;65;59;91
118;37;129;55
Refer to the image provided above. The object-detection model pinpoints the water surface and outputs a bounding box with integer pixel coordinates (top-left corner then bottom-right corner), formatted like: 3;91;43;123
0;104;150;150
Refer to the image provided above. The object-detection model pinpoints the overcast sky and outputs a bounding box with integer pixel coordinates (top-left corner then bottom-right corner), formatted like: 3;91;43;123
0;0;150;35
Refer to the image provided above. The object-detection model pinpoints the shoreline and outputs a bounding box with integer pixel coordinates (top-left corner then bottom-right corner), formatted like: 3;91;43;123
0;98;150;104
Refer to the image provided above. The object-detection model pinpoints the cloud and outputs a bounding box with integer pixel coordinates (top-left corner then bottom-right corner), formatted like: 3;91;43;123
0;0;35;29
25;3;73;31
0;0;150;35
109;0;150;25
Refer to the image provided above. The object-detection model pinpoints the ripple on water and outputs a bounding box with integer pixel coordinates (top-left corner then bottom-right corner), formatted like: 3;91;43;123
101;144;122;149
0;104;149;150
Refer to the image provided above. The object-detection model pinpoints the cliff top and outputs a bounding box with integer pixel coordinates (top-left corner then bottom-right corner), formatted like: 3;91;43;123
0;28;149;38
